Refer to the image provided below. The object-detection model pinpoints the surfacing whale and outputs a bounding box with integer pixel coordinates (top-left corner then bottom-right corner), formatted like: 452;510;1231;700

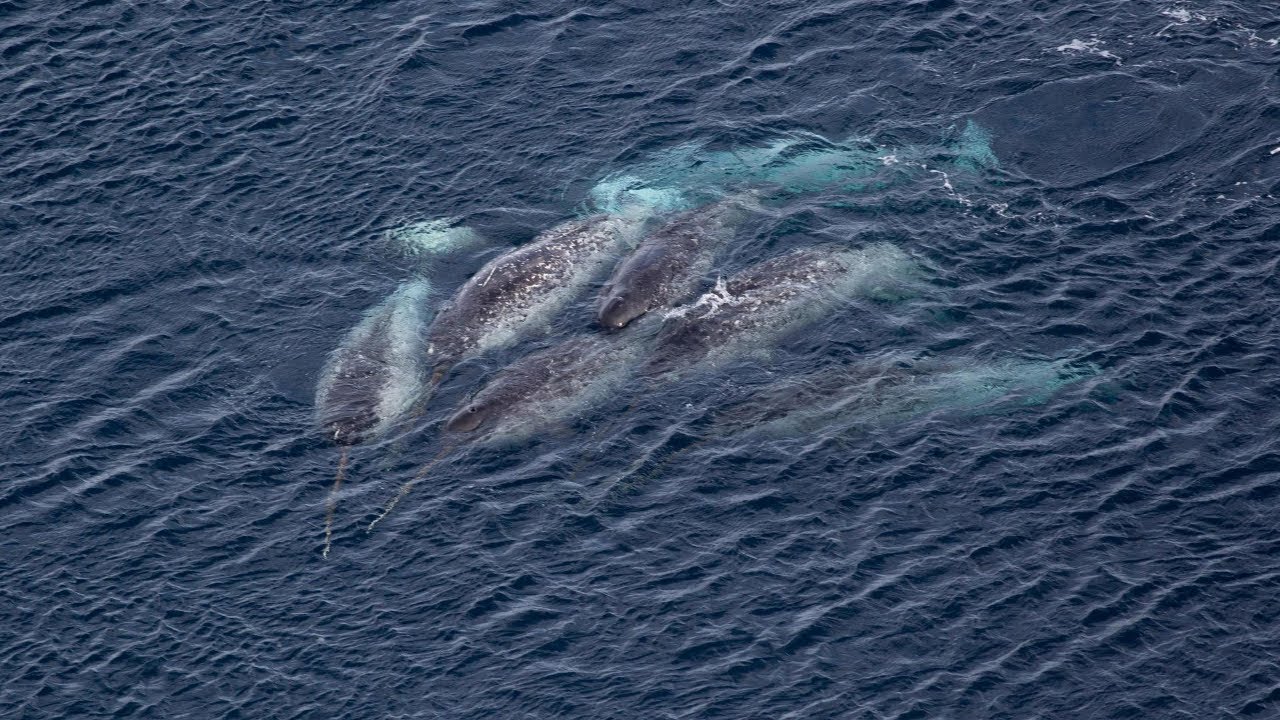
420;213;646;407
646;244;916;376
315;218;480;558
597;194;757;329
368;334;643;531
315;280;434;557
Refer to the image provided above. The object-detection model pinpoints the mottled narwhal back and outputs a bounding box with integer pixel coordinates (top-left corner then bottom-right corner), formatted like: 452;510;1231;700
366;333;647;537
318;329;389;446
597;194;757;330
647;244;917;375
444;334;643;443
425;213;647;374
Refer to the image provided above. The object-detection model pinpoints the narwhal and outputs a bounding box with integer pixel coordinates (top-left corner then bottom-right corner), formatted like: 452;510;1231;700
368;333;645;530
316;280;433;557
645;243;917;376
587;122;1000;216
442;334;641;439
597;194;758;329
417;212;647;408
367;244;915;530
315;218;480;558
694;352;1100;441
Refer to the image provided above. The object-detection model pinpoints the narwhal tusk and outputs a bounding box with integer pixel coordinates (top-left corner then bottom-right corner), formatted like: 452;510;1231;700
408;365;450;419
322;446;351;559
367;442;459;533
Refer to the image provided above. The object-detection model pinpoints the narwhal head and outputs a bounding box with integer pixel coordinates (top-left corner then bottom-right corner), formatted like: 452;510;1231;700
326;411;377;446
444;399;496;433
597;284;649;329
320;382;381;446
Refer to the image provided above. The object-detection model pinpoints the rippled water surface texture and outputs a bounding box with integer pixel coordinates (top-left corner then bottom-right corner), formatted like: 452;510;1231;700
5;1;1280;717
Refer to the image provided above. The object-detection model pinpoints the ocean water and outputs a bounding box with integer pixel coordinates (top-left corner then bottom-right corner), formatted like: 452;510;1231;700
4;1;1280;718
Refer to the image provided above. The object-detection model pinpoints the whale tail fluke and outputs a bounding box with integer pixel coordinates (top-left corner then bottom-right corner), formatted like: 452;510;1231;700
322;446;351;559
366;442;458;533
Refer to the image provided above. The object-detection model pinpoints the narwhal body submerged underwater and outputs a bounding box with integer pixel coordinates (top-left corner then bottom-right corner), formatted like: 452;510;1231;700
316;279;433;447
314;220;481;557
701;352;1101;441
439;243;917;434
444;334;644;440
435;241;919;442
315;280;434;557
587;121;998;215
365;332;648;531
328;206;677;545
363;241;919;530
645;243;917;376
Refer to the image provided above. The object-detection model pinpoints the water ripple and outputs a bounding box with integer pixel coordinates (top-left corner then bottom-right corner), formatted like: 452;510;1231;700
5;0;1280;718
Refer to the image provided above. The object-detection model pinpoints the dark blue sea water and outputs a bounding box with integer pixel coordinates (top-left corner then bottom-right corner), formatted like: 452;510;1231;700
5;1;1280;717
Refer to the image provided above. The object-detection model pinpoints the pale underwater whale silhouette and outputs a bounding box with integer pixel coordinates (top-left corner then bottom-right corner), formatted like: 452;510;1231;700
315;219;480;558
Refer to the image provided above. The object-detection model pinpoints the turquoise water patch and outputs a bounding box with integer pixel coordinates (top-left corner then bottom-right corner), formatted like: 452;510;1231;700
588;126;999;214
386;217;483;258
732;355;1098;439
949;121;1000;172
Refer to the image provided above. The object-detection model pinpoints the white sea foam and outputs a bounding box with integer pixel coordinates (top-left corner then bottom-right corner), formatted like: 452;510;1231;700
1161;7;1195;23
1054;38;1122;64
1156;7;1210;35
1154;6;1276;45
1242;27;1279;47
661;276;733;321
